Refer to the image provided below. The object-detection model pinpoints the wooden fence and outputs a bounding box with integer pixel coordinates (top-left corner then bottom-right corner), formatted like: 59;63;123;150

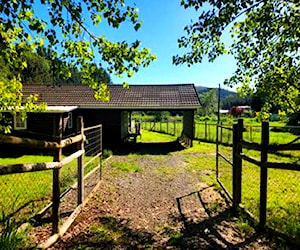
0;117;84;233
216;119;300;240
0;116;103;247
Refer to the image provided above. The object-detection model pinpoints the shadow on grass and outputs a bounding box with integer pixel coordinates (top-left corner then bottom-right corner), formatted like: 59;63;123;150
116;141;186;155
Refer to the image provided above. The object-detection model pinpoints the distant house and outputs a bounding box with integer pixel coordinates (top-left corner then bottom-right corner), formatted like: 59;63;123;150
6;84;201;149
230;105;252;117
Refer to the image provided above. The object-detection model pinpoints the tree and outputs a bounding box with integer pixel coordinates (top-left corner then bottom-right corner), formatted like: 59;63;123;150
197;88;217;116
20;51;52;84
0;0;156;132
174;0;299;117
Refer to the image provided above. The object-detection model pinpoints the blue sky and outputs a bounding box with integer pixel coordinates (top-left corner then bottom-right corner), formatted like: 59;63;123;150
34;0;237;90
99;1;237;90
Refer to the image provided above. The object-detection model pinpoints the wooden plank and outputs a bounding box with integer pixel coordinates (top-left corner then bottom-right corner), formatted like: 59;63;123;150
60;134;83;148
269;143;300;151
0;162;61;175
0;134;83;149
83;124;102;132
239;153;261;166
0;150;84;176
0;134;60;149
240;140;260;150
83;152;102;168
265;162;300;171
61;150;85;166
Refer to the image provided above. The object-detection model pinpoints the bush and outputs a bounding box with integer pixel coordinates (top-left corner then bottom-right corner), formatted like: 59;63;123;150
103;149;113;159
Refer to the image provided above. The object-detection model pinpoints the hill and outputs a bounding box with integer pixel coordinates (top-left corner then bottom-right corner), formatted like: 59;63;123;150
195;86;236;99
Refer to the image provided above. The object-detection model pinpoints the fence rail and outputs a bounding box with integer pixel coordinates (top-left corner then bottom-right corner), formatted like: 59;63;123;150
0;116;103;247
216;119;300;241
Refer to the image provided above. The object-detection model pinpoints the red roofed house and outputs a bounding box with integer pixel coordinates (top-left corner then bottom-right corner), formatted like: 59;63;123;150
6;84;201;149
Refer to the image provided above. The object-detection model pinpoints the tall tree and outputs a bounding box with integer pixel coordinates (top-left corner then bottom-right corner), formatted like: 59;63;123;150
0;0;156;132
174;0;299;116
198;88;217;116
20;51;52;84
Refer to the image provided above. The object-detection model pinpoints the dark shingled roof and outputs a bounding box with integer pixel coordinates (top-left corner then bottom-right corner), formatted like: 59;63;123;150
23;84;201;110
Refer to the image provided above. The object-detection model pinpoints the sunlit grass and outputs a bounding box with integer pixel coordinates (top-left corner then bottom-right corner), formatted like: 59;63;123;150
110;161;142;173
0;154;97;220
138;129;176;142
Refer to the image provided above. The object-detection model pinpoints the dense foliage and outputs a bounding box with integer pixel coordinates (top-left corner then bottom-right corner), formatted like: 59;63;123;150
0;0;156;132
174;0;299;117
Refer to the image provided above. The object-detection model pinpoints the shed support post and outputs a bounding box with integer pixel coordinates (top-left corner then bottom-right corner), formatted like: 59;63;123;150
183;110;194;147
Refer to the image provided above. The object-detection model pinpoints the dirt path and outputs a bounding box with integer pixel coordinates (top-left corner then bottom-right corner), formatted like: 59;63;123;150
51;144;276;249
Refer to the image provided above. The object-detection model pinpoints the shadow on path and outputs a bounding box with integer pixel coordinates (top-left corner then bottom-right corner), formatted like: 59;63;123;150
175;187;275;249
116;141;185;155
54;216;156;249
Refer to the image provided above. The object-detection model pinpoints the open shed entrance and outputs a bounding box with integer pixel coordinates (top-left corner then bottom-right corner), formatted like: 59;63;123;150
126;110;195;145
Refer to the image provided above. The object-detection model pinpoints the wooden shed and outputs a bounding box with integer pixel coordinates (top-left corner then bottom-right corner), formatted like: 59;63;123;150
15;84;201;148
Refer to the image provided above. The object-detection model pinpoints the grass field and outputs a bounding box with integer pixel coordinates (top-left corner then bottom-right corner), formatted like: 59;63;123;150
142;120;299;146
0;154;99;221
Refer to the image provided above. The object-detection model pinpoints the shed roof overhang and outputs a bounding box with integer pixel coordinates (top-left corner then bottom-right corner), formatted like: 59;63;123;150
22;84;201;111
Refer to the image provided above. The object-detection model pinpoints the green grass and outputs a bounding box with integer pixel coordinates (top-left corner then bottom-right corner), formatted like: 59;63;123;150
110;162;142;173
0;154;97;221
138;129;177;142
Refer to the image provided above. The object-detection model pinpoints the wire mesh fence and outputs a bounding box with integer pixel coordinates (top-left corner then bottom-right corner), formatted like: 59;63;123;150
241;161;261;219
0;123;103;232
267;168;300;238
83;124;102;199
216;124;234;199
141;120;182;137
0;169;53;222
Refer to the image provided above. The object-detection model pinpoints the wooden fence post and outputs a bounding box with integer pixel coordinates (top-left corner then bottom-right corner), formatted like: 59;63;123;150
52;114;62;234
216;123;219;178
232;119;243;206
220;122;223;144
205;121;207;141
77;116;84;205
260;121;269;226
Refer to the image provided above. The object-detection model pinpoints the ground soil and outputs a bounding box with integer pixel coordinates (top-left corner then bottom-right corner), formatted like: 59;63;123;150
0;141;261;249
36;141;283;249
